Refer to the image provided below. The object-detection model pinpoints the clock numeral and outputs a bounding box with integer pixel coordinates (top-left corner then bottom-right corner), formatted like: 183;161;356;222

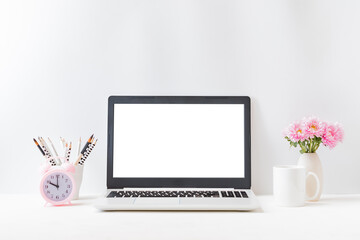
51;176;54;179
62;175;64;179
47;190;50;194
67;185;71;188
56;195;59;199
65;179;68;183
66;190;68;193
45;185;48;189
47;180;50;184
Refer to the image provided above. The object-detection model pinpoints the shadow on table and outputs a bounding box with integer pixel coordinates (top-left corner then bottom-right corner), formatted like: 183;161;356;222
305;195;360;207
67;195;99;206
75;195;98;200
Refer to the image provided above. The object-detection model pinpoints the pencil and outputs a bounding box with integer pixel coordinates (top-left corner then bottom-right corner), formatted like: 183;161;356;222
48;137;60;165
47;137;58;156
65;142;72;162
33;138;45;156
80;134;93;154
38;137;56;166
79;139;93;165
77;137;81;156
79;139;97;165
60;137;66;150
40;137;54;160
60;137;64;150
75;134;94;165
74;154;82;166
64;142;68;161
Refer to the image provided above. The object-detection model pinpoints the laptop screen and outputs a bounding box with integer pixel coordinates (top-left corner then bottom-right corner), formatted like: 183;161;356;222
112;103;245;178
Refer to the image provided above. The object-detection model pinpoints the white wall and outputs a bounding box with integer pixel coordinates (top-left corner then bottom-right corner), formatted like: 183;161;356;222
0;0;359;195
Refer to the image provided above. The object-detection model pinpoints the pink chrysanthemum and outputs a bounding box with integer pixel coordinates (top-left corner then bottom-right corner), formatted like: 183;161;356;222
302;116;325;139
322;122;344;149
285;121;306;142
334;122;344;142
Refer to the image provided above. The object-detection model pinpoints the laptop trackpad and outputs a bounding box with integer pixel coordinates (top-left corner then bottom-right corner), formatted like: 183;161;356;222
134;198;179;205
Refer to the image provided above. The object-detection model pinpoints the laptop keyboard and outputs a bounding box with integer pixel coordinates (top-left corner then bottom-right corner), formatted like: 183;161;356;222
107;190;248;198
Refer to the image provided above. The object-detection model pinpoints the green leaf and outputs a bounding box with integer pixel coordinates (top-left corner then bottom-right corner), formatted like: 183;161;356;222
300;149;305;154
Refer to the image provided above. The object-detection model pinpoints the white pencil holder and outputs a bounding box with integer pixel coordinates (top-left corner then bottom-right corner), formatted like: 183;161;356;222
72;165;84;200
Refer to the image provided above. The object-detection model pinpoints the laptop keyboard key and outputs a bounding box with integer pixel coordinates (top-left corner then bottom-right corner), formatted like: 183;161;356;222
107;190;237;198
241;191;248;198
234;191;241;198
227;191;234;197
107;191;118;198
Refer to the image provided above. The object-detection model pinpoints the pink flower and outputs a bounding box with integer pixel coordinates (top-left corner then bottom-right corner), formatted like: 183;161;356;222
334;122;344;142
302;117;325;139
322;122;344;149
285;121;306;142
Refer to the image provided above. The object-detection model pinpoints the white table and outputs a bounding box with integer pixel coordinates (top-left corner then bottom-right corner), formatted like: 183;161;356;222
1;194;359;240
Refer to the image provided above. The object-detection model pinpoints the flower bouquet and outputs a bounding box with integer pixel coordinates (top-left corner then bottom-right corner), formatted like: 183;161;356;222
283;117;344;153
283;116;344;201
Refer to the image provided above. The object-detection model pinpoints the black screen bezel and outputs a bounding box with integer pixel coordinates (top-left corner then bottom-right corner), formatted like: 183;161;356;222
107;96;251;189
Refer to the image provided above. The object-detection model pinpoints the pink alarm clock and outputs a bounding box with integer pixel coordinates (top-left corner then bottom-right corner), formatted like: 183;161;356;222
40;159;76;206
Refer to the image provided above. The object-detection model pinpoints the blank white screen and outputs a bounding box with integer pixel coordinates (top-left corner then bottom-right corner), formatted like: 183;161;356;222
113;104;245;178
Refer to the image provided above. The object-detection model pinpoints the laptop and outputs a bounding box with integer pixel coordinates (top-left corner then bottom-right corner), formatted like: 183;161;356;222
94;96;259;211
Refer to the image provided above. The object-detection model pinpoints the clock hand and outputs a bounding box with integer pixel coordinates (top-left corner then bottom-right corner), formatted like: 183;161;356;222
49;182;59;188
56;175;59;187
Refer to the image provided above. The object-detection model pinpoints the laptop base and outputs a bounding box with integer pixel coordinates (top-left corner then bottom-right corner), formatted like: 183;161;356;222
94;189;259;211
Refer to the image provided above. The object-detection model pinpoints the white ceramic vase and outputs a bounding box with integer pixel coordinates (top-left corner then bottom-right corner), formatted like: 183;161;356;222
297;153;323;201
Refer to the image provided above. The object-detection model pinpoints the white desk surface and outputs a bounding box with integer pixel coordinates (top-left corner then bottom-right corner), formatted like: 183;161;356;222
1;194;359;240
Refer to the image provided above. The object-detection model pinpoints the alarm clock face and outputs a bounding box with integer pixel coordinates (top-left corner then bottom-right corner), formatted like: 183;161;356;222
43;171;73;202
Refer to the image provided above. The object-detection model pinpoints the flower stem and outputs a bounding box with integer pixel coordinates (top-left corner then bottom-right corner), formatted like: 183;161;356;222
313;141;320;152
299;142;307;153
